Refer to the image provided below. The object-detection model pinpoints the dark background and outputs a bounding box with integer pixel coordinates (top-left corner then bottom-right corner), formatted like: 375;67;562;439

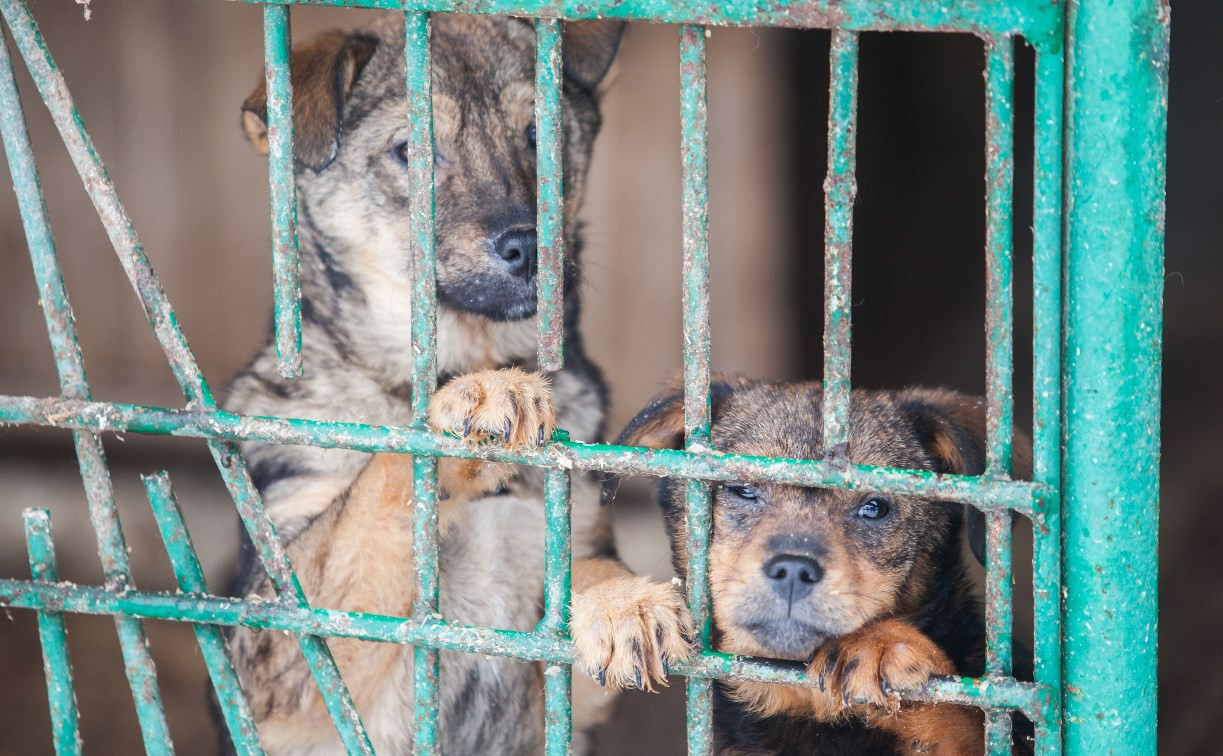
0;0;1218;753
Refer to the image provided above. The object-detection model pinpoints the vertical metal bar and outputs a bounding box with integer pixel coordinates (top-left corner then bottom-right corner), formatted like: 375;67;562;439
1030;45;1064;756
263;3;302;380
0;24;173;753
1063;0;1167;752
539;468;573;754
142;473;264;756
679;23;713;756
535;18;565;371
23;509;82;756
821;30;859;458
0;5;374;750
404;10;441;753
983;36;1016;756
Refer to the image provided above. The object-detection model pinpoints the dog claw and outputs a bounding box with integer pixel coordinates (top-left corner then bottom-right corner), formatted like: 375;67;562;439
538;425;546;445
662;654;670;677
596;668;606;688
817;672;825;691
503;420;511;444
463;417;472;438
634;668;643;690
880;678;890;698
842;689;851;706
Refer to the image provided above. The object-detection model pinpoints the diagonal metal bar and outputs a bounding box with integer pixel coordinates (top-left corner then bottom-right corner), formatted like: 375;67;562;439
820;30;859;458
0;2;373;750
142;473;264;755
23;509;82;756
535;18;565;371
263;3;303;380
0;23;173;751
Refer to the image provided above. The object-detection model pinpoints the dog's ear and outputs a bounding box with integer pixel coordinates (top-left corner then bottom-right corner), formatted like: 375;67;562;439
241;31;379;172
562;20;626;92
899;388;1033;565
616;377;742;450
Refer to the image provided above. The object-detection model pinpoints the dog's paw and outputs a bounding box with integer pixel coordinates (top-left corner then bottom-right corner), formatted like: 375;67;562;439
808;619;952;714
571;576;694;692
428;367;557;448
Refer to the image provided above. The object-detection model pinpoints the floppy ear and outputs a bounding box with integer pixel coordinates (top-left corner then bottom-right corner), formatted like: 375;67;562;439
562;20;627;92
899;388;1033;565
615;377;744;450
241;31;379;172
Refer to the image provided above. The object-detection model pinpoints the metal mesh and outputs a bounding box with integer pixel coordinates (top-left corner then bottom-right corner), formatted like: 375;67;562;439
0;0;1169;753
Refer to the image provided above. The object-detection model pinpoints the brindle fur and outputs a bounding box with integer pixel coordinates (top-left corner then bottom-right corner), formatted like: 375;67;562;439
225;14;690;754
618;377;1035;755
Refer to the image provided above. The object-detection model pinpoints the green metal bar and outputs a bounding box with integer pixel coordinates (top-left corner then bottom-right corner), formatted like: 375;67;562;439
403;9;442;752
535;18;564;371
0;579;1056;717
679;23;712;754
984;36;1015;480
23;510;82;756
538;469;572;633
226;0;1064;49
1031;44;1064;756
820;30;858;457
982;35;1015;756
0;394;1048;512
142;473;264;755
0;3;374;749
0;23;174;752
263;3;303;380
1062;0;1167;752
544;663;572;756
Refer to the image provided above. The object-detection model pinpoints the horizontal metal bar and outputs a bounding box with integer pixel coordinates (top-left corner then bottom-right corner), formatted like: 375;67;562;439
225;0;1064;49
0;579;1054;719
0;394;1046;511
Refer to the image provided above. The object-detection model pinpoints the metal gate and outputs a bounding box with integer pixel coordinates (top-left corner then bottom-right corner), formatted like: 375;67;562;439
0;0;1166;753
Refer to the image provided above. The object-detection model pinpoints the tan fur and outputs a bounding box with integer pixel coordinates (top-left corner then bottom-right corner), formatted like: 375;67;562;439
427;367;557;446
570;558;694;691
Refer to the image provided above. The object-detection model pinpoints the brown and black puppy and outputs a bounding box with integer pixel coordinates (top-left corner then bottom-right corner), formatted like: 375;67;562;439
225;14;691;755
618;377;1032;755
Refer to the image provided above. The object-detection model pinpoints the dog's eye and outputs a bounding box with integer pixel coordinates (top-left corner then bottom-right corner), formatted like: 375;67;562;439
389;140;448;169
723;484;758;501
857;496;892;520
527;124;537;150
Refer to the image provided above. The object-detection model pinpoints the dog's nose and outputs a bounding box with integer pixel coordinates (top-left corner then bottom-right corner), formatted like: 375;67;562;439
491;227;537;280
762;554;823;603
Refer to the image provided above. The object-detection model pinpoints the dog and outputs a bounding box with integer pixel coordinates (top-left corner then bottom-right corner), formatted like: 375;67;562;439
617;376;1034;755
224;14;691;754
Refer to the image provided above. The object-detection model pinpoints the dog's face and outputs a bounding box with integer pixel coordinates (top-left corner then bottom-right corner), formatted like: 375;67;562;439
240;14;623;328
618;380;1017;662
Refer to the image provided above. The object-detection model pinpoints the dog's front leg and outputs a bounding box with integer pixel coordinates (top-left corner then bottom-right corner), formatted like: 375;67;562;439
569;557;694;691
806;619;985;756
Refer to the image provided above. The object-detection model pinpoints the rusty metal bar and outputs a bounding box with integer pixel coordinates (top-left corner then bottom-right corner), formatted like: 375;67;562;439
982;35;1016;755
679;22;713;755
226;0;1066;50
23;509;82;756
0;2;374;749
0;393;1048;512
820;29;859;457
0;22;173;751
535;18;565;371
142;473;264;755
0;578;1057;718
1030;43;1065;756
262;3;303;380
